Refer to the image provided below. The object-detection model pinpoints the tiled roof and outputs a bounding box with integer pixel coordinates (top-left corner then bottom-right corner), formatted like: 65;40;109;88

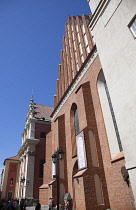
4;155;20;165
6;155;19;161
34;104;54;121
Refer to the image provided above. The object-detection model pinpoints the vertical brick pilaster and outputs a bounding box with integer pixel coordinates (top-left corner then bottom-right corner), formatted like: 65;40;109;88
68;17;77;79
71;16;82;71
58;114;68;193
82;15;94;51
65;22;72;85
76;16;87;60
58;65;62;100
81;81;110;209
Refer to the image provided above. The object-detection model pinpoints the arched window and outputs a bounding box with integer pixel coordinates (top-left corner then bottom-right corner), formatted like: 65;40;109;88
74;108;80;136
10;178;13;185
70;103;80;157
94;174;104;205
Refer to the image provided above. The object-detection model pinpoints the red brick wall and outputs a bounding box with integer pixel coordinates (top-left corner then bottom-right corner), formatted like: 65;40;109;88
6;162;18;200
33;122;51;199
49;55;134;209
40;14;135;209
39;131;53;205
54;15;93;106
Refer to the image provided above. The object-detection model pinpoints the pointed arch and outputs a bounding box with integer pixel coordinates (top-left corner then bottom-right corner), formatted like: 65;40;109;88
70;103;80;157
94;174;104;205
97;70;123;158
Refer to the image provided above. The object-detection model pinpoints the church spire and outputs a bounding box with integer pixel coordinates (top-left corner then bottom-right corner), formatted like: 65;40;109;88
30;89;34;104
29;89;35;117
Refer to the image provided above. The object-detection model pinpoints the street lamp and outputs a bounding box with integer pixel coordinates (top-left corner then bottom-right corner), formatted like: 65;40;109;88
52;148;64;210
20;177;25;183
20;176;25;199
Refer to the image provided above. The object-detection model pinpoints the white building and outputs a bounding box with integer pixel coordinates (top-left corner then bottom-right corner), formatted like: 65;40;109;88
88;0;136;207
16;98;53;204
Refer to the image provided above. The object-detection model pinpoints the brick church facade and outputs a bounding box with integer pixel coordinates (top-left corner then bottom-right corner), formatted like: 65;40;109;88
1;12;135;210
39;15;135;209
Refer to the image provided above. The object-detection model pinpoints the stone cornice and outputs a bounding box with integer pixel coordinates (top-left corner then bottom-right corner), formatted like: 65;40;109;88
18;138;40;156
30;118;51;124
22;118;51;136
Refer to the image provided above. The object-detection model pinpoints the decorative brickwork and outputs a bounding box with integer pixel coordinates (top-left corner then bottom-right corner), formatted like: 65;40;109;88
40;15;135;209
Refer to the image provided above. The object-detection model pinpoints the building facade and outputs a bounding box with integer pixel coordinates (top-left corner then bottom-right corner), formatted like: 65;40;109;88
88;0;136;207
0;98;53;204
15;99;53;204
39;15;135;209
1;156;19;200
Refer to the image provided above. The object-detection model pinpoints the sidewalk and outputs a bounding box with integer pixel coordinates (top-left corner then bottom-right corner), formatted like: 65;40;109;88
26;205;49;210
26;205;64;210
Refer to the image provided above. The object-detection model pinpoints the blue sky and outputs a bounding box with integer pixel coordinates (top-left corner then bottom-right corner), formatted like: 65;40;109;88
0;0;91;175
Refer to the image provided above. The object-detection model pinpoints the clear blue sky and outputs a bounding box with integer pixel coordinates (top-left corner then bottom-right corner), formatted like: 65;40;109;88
0;0;91;174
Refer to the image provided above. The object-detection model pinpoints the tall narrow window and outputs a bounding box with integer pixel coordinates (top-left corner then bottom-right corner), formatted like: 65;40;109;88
94;174;104;205
97;70;123;158
104;81;123;152
10;178;13;186
39;160;45;178
7;190;12;201
70;103;80;157
74;108;80;135
40;132;46;139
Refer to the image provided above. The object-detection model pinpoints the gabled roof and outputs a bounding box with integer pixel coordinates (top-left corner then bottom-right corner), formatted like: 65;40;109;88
34;104;54;121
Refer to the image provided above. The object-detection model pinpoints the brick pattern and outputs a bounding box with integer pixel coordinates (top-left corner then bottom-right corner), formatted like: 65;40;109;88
6;162;19;200
54;15;92;106
39;15;135;209
33;122;51;199
39;131;53;205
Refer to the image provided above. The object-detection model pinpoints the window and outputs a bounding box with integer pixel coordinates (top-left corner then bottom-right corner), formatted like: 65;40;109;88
39;160;45;178
10;178;13;186
97;70;123;158
94;174;104;205
74;108;80;136
70;103;80;157
40;132;46;139
7;190;12;200
104;81;123;152
128;15;136;38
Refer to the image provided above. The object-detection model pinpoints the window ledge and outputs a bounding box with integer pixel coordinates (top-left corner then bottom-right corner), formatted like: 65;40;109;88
48;180;56;185
39;184;48;189
111;151;124;163
39;180;56;189
73;168;87;178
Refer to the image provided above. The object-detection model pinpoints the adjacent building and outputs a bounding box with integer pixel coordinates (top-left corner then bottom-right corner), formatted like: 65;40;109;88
39;15;135;209
15;98;53;204
1;156;19;200
88;0;136;207
1;1;136;208
1;98;53;204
